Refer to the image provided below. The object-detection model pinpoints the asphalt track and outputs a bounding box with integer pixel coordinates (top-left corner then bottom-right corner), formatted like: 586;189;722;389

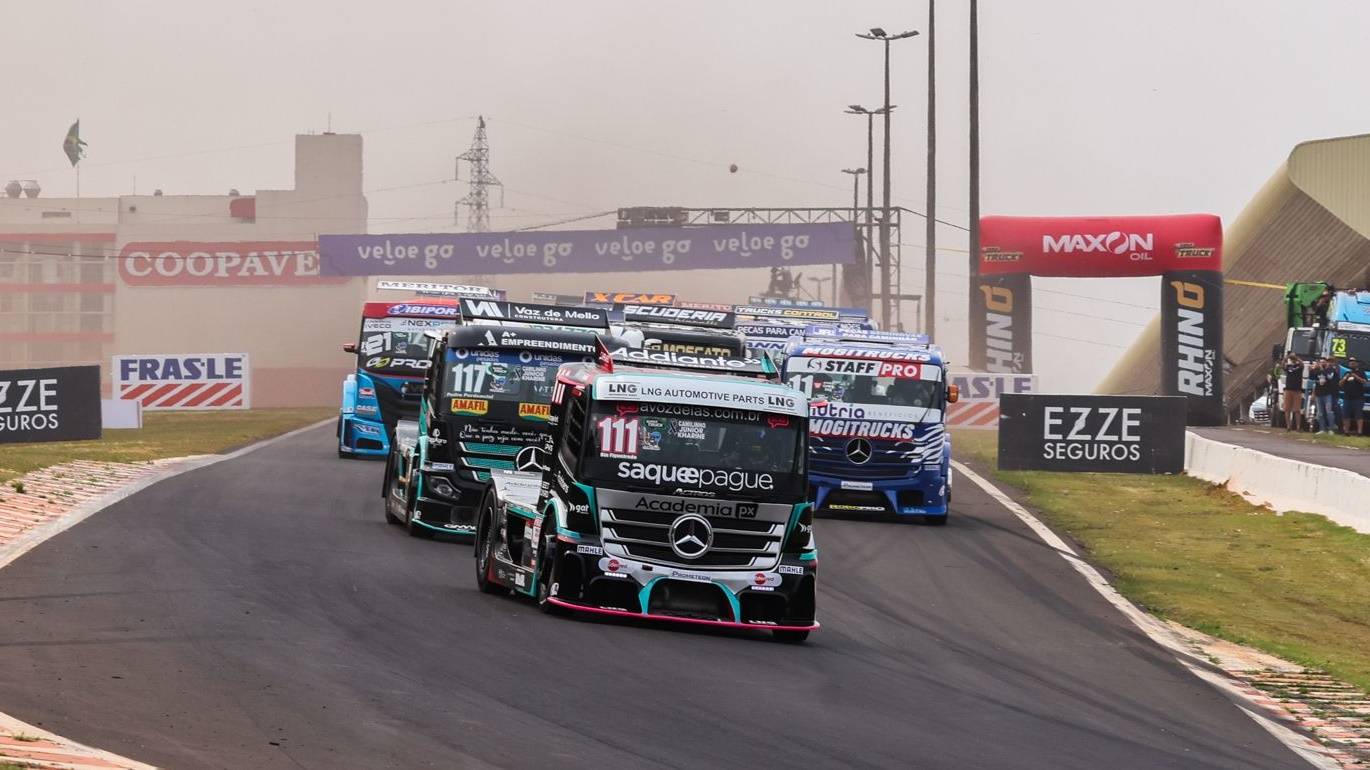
0;425;1310;769
1194;425;1370;478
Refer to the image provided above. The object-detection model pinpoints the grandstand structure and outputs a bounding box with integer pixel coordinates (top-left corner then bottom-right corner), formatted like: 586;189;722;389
1099;133;1370;417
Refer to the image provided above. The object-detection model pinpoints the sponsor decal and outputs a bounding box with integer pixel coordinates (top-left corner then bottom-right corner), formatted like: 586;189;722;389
1042;406;1142;461
577;544;604;556
840;480;873;491
645;340;738;356
826;503;888;512
734;305;841;321
616;461;774;492
791;345;930;362
450;397;489;416
632;496;759;519
737;322;804;338
678;301;735;312
362;317;454;332
665;568;712;583
1174;242;1216;259
461;299;609;329
366;356;428;370
486;330;597;354
0;366;101;443
387;303;461;317
426;462;455;472
117;241;345;286
376;280;502;298
1042;231;1154;259
778;564;804;575
594;376;805;416
621;304;735;328
586;291;676;305
113;354;250;411
811;419;917;440
518;402;552;421
982;246;1022;263
353;422;381;436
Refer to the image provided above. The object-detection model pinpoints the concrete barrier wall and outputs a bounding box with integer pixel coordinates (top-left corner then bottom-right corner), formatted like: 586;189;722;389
1184;432;1370;534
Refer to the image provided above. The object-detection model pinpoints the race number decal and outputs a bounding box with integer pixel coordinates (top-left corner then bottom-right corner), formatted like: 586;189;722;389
597;415;640;458
1333;338;1348;358
786;374;816;397
450;363;487;393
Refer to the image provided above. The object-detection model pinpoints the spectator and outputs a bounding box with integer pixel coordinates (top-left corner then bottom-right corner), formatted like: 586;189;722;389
1281;352;1305;431
1312;357;1339;434
1341;358;1367;436
1312;286;1335;327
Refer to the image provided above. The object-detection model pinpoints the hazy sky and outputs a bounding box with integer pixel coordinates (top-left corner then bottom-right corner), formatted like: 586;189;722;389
6;0;1370;390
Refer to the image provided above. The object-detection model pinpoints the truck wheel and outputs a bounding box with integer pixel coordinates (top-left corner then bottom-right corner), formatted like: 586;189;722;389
535;518;566;615
382;457;401;525
475;499;506;595
772;629;810;644
405;485;434;539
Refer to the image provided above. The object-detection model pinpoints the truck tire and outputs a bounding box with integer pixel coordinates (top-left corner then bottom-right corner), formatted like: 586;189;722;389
382;457;402;525
535;517;566;615
405;485;434;539
475;500;507;595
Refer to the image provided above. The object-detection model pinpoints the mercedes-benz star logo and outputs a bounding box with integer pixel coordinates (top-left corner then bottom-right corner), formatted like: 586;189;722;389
668;514;714;560
515;445;546;473
846;438;873;464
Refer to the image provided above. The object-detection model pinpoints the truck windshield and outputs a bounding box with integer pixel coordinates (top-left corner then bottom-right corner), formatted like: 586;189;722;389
1328;332;1370;364
443;349;587;415
358;318;450;376
582;401;804;498
784;356;941;408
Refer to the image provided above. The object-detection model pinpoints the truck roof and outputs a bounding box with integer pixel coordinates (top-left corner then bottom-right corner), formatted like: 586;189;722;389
784;339;944;366
1330;290;1370;329
562;363;807;417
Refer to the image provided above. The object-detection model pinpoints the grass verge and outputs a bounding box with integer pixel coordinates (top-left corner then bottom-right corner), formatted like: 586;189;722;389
954;429;1370;691
0;408;334;484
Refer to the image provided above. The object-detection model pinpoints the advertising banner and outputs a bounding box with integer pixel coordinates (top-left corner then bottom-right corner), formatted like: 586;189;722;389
979;215;1222;277
997;394;1186;473
0;365;102;443
584;291;676;305
118;242;346;286
1161;270;1225;425
458;299;609;329
945;372;1037;429
113;354;250;410
969;273;1033;373
318;223;856;276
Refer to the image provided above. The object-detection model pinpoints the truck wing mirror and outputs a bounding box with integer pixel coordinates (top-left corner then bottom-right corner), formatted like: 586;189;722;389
342;342;358;353
1271;343;1282;363
946;384;960;404
401;381;424;397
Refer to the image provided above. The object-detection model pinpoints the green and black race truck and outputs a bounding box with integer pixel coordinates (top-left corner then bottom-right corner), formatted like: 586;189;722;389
382;300;623;537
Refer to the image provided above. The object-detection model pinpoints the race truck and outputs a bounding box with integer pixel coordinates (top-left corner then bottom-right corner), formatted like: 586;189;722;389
382;300;618;537
783;330;957;524
611;304;747;356
473;345;818;641
338;297;463;458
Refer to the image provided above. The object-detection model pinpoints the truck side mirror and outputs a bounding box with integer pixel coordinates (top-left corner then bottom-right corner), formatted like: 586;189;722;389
401;381;424;397
1271;343;1282;363
342;342;358;354
946;384;960;404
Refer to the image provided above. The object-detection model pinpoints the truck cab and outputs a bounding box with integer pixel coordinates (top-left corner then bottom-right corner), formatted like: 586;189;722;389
1280;289;1370;422
473;346;818;641
382;300;617;537
783;329;956;524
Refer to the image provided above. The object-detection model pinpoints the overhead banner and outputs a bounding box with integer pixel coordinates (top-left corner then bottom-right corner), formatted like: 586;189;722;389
318;223;856;276
998;394;1186;473
972;214;1224;425
584;291;676;305
0;365;102;443
114;354;250;410
978;215;1222;277
118;241;347;286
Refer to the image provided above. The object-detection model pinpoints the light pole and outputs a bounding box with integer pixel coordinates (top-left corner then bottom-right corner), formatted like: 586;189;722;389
841;167;867;307
845;104;893;315
857;27;919;329
968;0;982;368
926;0;937;338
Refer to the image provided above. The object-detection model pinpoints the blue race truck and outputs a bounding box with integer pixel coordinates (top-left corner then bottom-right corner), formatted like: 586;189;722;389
782;329;957;524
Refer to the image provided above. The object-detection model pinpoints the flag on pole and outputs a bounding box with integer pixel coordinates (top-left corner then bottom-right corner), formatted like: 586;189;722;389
62;120;87;166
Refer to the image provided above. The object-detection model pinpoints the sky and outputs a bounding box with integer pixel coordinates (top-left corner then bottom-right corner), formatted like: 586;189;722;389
5;0;1370;390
